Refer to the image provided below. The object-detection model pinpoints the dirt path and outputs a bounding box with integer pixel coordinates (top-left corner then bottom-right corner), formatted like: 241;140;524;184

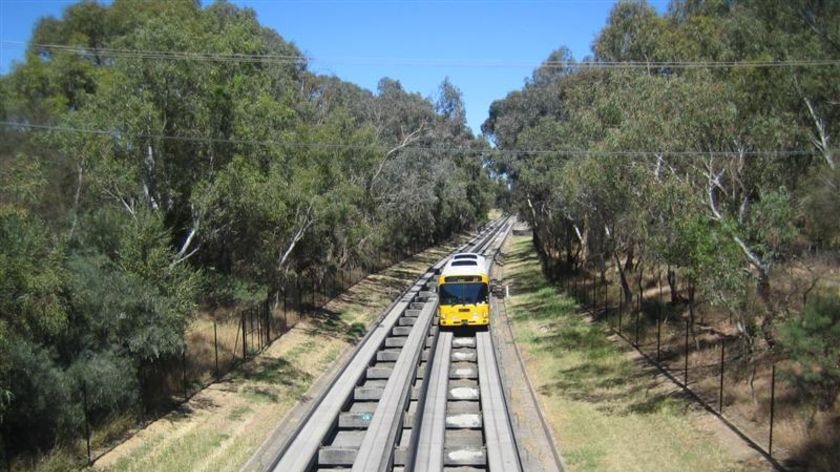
93;237;470;472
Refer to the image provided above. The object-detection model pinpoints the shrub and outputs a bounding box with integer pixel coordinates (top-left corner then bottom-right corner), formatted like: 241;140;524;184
779;292;840;412
3;341;82;451
67;351;138;425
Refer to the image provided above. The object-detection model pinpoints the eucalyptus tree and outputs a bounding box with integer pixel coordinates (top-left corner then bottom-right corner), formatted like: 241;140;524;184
485;0;836;352
0;0;492;459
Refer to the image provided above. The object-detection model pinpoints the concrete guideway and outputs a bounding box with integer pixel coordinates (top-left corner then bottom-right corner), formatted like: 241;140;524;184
413;331;452;471
350;295;436;472
269;275;433;472
249;219;510;471
476;332;522;471
410;217;524;472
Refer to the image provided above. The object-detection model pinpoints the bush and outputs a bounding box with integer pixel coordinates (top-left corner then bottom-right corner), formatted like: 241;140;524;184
67;351;138;425
3;341;82;451
779;292;840;411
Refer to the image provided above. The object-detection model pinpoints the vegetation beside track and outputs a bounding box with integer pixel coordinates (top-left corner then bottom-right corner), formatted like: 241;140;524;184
486;3;840;469
0;1;495;468
502;235;764;472
92;238;467;472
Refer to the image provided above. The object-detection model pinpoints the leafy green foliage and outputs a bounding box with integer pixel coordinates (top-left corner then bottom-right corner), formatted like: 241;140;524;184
483;0;837;365
67;351;139;424
3;341;81;450
779;293;840;411
800;168;840;248
0;0;491;460
746;188;798;260
0;208;67;341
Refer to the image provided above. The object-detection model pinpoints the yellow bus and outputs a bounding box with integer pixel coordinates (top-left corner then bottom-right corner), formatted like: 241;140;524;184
438;253;490;327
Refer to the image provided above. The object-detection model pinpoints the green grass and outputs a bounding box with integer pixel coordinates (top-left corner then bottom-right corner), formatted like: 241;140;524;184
322;345;343;364
284;339;316;362
227;405;252;421
504;236;752;472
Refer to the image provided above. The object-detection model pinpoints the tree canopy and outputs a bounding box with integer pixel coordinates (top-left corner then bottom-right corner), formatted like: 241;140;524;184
0;0;492;458
483;0;839;422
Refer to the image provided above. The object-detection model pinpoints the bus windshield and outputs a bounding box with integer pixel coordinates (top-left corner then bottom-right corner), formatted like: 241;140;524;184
439;283;488;306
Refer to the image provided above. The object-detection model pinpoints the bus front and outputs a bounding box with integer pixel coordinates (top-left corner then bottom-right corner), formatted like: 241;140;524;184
438;274;490;327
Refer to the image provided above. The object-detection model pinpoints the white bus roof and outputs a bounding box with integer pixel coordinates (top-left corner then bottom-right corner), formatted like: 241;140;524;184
441;256;488;278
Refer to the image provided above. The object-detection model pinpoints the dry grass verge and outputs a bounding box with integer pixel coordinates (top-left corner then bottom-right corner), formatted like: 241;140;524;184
553;247;840;471
501;234;769;472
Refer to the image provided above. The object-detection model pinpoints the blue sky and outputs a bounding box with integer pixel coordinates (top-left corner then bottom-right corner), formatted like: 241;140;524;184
1;0;668;134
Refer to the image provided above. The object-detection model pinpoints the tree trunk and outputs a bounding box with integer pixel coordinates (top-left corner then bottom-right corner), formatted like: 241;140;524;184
667;266;679;304
614;251;633;304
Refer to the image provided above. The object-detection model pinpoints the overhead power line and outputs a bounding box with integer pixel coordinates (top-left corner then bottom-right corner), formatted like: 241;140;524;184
3;41;840;69
1;121;826;157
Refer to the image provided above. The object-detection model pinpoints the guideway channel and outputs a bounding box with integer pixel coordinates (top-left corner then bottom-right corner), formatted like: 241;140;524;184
259;219;512;472
413;218;521;472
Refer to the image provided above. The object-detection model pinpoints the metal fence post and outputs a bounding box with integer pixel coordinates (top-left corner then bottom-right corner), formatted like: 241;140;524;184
253;308;259;351
311;276;316;309
213;321;219;378
259;306;264;348
82;380;91;465
248;309;254;352
591;272;596;314
241;311;247;360
769;363;777;457
138;364;147;421
1;423;8;472
182;348;188;401
2;430;7;472
638;279;643;317
719;341;725;413
618;289;623;335
684;319;690;387
634;306;640;347
603;275;608;317
260;307;265;347
657;271;663;362
656;311;662;362
265;300;271;345
251;309;257;350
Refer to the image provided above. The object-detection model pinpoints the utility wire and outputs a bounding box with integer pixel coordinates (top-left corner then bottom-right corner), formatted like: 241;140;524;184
1;121;826;157
3;41;840;69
